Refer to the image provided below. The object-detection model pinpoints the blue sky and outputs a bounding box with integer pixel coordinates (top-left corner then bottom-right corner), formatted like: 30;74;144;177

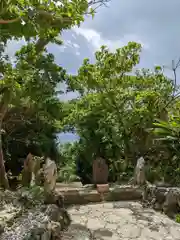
7;0;180;143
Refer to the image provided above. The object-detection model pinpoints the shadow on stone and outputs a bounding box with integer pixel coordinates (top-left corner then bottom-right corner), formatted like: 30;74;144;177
93;228;113;239
61;223;92;240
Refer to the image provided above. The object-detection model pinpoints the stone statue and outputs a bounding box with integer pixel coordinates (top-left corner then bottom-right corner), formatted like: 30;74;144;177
21;154;43;187
133;157;146;185
43;158;57;193
22;153;34;187
31;156;43;186
93;157;108;184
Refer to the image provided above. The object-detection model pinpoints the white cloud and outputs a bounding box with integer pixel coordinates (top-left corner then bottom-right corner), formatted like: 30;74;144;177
57;82;79;102
57;45;67;52
72;43;80;49
57;39;80;56
73;26;149;52
71;42;80;56
75;51;80;56
5;39;26;59
72;34;77;39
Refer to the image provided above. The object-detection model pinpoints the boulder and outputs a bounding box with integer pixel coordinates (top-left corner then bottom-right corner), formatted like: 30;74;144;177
142;183;168;210
44;190;64;208
142;184;180;217
163;188;180;217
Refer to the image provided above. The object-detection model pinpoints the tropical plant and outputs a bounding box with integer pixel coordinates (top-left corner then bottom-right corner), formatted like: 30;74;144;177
153;118;180;155
152;117;180;184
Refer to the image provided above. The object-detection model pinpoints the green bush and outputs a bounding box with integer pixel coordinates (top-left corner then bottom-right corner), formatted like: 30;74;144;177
57;161;80;183
175;214;180;223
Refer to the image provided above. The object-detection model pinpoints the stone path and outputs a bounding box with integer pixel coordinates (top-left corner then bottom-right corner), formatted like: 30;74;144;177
61;201;180;240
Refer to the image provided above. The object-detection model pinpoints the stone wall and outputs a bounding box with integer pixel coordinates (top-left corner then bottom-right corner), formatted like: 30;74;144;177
142;183;180;218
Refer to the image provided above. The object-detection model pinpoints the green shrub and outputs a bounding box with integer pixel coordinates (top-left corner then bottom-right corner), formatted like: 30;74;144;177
175;214;180;223
57;161;80;183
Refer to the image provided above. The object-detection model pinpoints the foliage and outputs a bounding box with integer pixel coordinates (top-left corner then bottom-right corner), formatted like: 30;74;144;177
152;117;180;184
0;47;67;176
0;0;109;188
153;118;180;157
57;143;80;182
1;0;180;187
0;0;95;42
63;42;174;182
175;214;180;223
20;186;45;206
57;163;80;182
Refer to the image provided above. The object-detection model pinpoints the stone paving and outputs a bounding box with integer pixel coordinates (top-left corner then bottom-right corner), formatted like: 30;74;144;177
61;201;180;240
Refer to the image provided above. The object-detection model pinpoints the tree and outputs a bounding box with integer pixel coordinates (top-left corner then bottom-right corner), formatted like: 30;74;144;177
0;0;110;188
64;42;174;182
0;46;66;185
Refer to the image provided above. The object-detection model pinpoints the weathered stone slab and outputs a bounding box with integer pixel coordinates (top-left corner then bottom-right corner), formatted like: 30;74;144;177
56;182;83;189
93;157;108;184
58;186;143;205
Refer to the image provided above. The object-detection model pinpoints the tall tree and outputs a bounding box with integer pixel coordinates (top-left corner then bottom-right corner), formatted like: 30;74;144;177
64;42;174;181
0;0;110;188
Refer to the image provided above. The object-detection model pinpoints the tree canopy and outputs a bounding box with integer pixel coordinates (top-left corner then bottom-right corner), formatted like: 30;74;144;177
62;42;179;183
1;0;180;188
0;0;110;188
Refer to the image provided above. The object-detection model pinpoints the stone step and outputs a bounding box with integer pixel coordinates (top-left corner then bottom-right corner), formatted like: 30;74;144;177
56;185;143;205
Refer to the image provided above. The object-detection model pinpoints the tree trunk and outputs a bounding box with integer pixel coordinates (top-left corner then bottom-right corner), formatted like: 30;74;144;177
0;90;11;189
0;128;9;189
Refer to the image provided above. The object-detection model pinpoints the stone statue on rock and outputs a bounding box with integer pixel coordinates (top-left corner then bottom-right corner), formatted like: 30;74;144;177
129;156;146;186
21;154;57;194
21;153;34;187
43;157;57;193
21;153;43;187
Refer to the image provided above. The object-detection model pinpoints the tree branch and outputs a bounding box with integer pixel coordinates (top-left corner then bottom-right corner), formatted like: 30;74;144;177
0;1;110;25
0;18;19;24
